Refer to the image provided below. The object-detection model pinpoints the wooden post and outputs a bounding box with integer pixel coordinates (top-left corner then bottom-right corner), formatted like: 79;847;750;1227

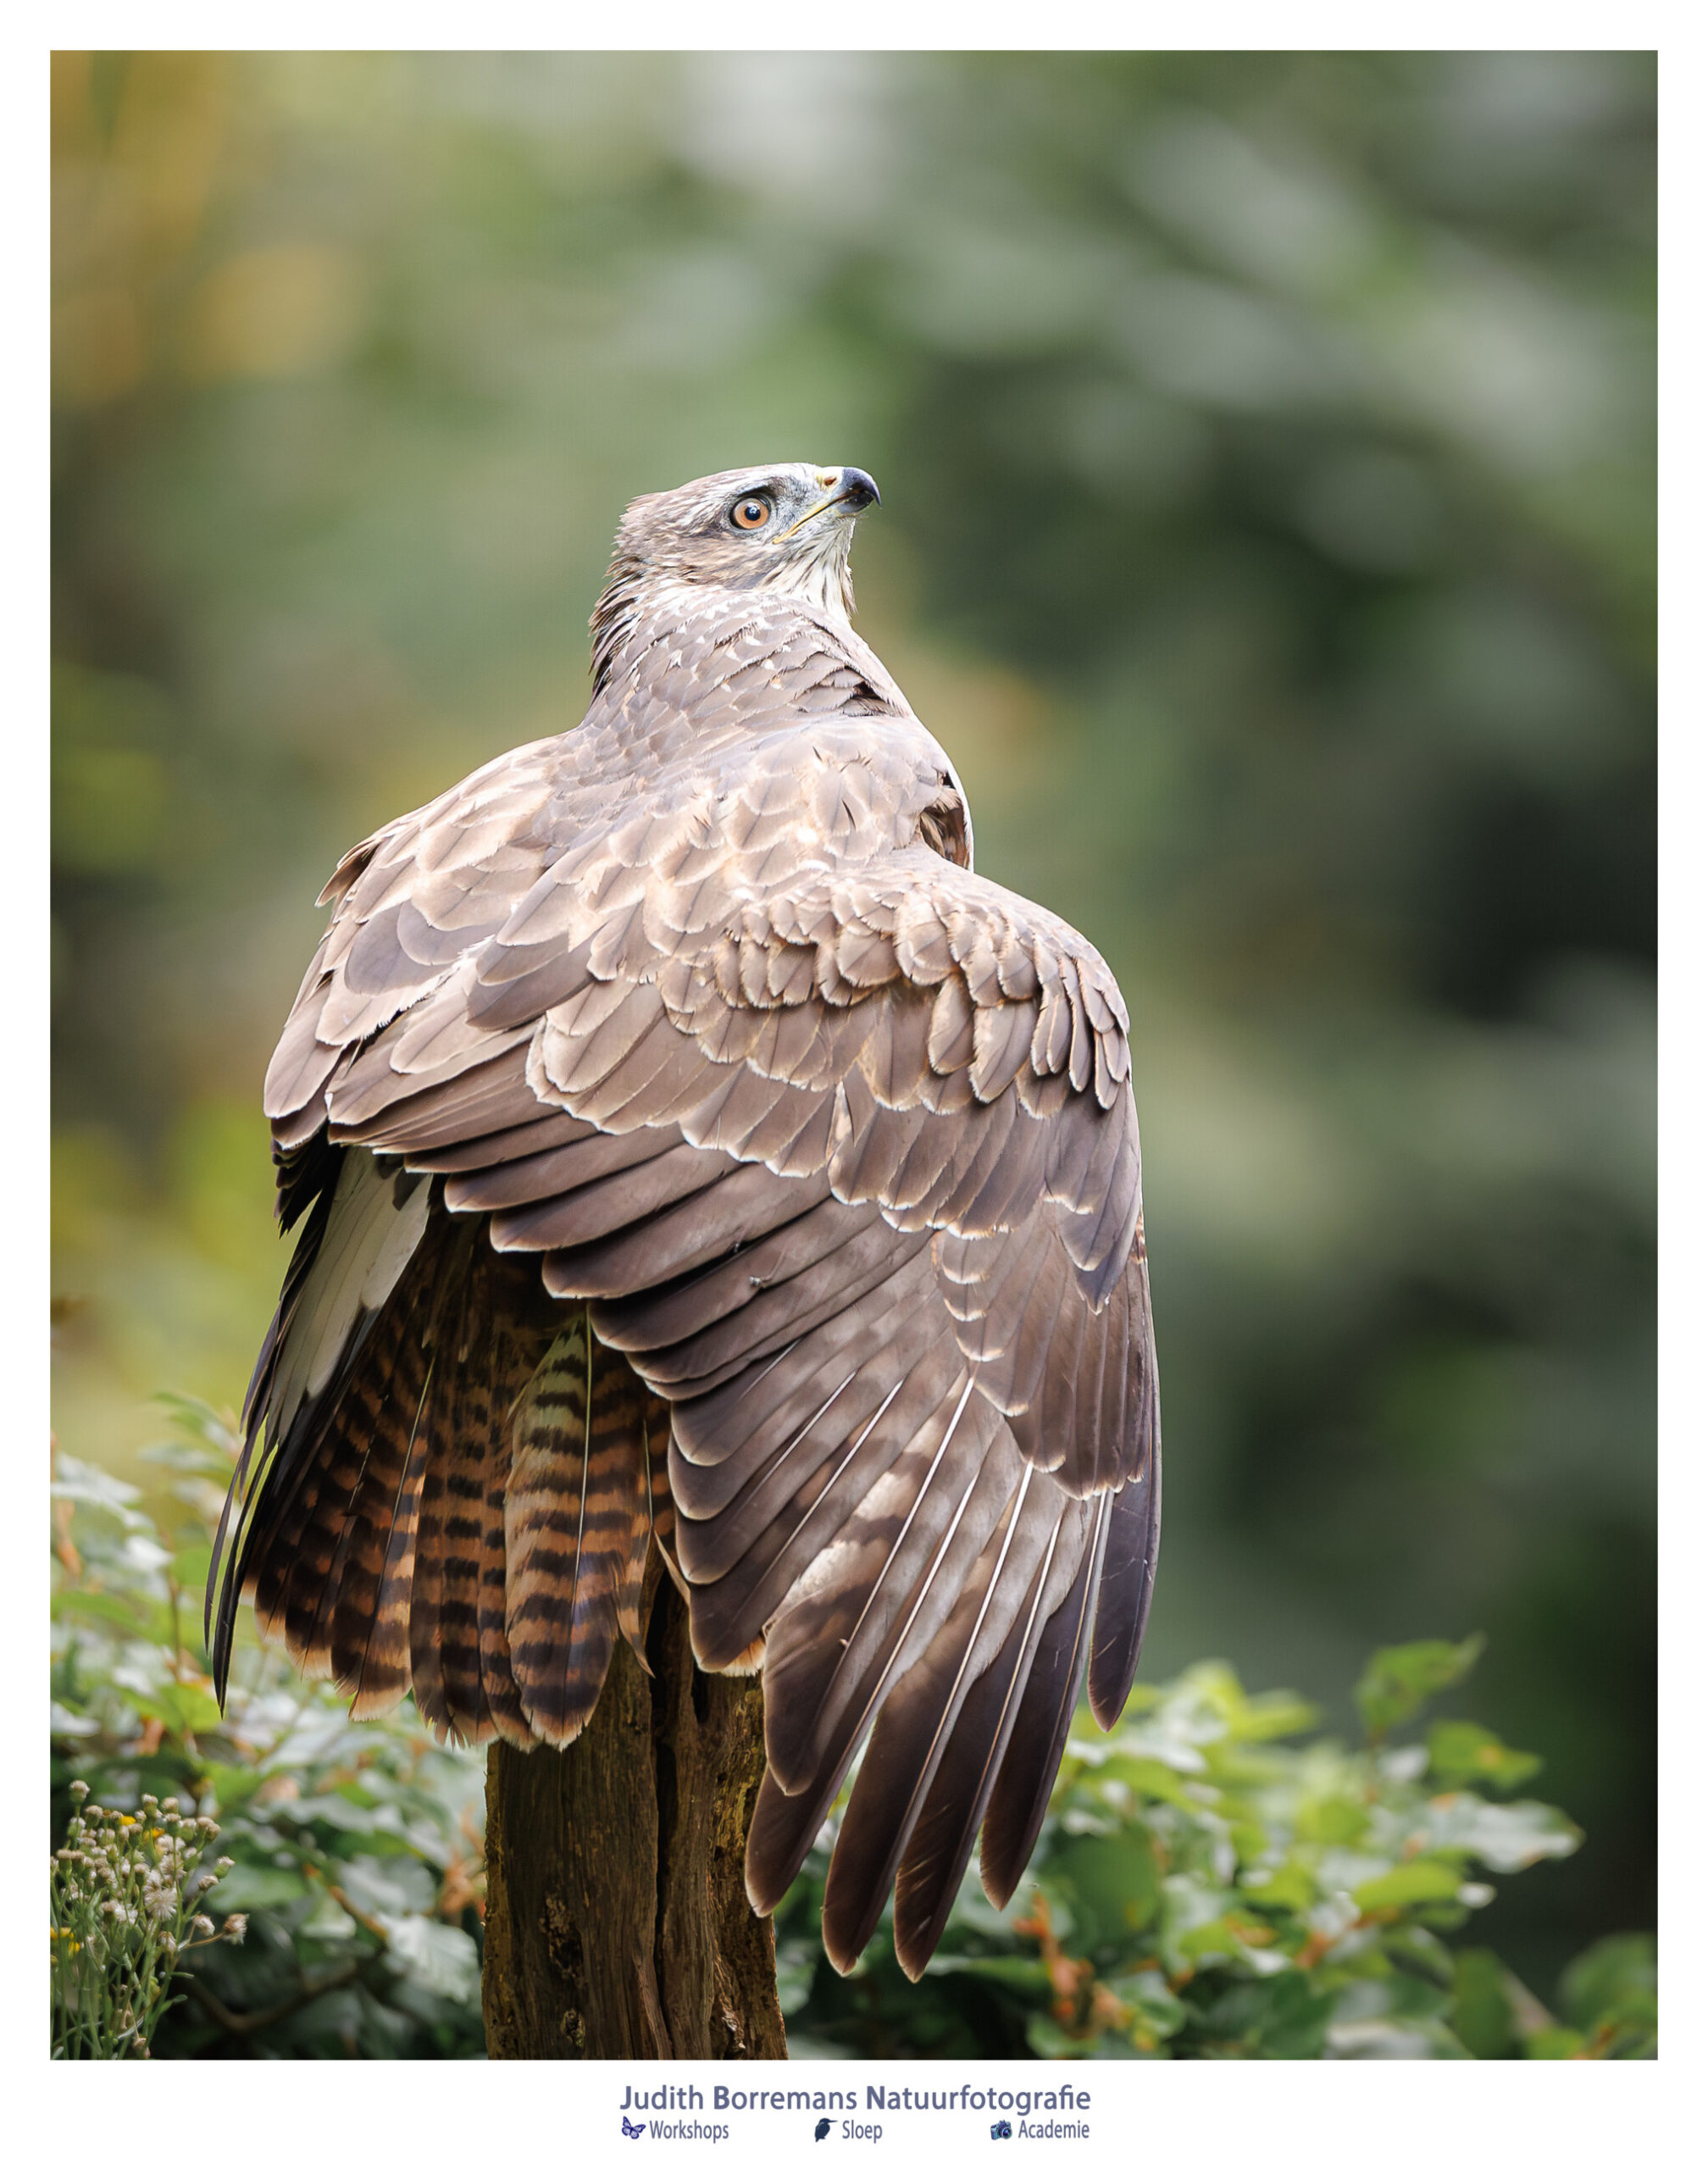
481;1567;787;2060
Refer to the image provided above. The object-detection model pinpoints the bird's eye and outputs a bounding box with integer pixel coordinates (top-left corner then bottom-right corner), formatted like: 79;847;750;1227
730;496;772;531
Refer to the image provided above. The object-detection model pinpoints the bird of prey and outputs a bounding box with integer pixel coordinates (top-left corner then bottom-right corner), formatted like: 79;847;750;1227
208;461;1161;1981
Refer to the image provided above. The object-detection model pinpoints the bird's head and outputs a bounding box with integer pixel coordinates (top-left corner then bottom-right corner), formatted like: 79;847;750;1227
591;461;881;685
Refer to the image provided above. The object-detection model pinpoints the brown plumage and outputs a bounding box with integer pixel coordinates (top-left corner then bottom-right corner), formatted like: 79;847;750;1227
208;460;1162;1981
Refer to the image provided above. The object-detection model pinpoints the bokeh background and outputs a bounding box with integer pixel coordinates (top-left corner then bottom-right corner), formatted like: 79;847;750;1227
52;51;1655;1995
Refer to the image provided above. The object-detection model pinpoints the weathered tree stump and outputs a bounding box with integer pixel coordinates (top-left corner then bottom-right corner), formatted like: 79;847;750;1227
481;1566;786;2059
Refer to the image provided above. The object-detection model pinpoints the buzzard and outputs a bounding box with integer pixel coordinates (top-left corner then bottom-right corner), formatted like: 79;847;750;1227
208;462;1161;1981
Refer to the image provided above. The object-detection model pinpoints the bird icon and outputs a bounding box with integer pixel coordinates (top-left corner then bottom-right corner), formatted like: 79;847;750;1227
814;2118;833;2142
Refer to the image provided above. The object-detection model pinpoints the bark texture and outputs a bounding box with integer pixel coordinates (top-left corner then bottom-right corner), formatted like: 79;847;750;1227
482;1567;786;2059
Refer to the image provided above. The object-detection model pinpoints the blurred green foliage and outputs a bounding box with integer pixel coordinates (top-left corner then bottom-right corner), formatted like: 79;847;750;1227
776;1655;1652;2061
53;1407;486;2057
52;1404;1651;2060
1353;1632;1484;1741
52;52;1654;2005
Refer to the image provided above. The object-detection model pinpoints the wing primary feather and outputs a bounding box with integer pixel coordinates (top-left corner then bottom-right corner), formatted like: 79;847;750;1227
891;1511;1067;1978
818;1466;1039;1972
1087;1436;1162;1728
678;1372;909;1668
209;1163;344;1658
675;1367;859;1586
743;1374;984;1914
979;1494;1111;1911
786;1372;982;1767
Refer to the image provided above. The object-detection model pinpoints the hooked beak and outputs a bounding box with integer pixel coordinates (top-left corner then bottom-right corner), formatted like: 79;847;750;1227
781;466;882;538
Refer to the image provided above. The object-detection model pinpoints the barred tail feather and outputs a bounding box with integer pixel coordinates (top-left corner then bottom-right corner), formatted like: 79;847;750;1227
473;1262;538;1749
504;1316;658;1743
350;1401;427;1719
209;1172;664;1753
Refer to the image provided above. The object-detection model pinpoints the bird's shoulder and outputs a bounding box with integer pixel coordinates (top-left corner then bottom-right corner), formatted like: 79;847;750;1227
267;586;1135;1199
316;588;971;946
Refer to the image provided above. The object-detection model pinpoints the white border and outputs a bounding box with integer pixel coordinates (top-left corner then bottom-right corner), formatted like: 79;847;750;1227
18;10;1691;2146
17;3;1683;51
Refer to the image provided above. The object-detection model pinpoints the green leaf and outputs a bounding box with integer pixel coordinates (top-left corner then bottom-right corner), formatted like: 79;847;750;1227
169;1542;214;1597
1328;2015;1473;2059
1226;1690;1321;1744
204;1765;267;1811
1417;1794;1582;1872
1351;1860;1464;1910
300;1891;359;1942
1026;2013;1099;2060
1427;1720;1543;1795
1204;1971;1336;2058
339;1855;437;1917
1384;1924;1456;1992
52;1588;148;1630
1295;1795;1369;1845
1558;1933;1655;2027
935;1954;1050;1990
1241;1863;1316;1911
1556;1933;1656;2055
148;1391;241;1463
1109;1967;1189;2040
134;1684;225;1737
139;1438;229;1477
209;1865;313;1912
1044;1829;1162;1951
1449;1946;1519;2057
1095;1754;1199;1806
292;1794;396;1839
1525;2026;1585;2059
383;1915;480;2005
51;1455;149;1526
1179;1910;1290;1976
1354;1635;1485;1742
49;1700;102;1738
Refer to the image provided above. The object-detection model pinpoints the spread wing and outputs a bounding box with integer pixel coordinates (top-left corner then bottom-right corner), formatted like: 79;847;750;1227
231;599;1161;1978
